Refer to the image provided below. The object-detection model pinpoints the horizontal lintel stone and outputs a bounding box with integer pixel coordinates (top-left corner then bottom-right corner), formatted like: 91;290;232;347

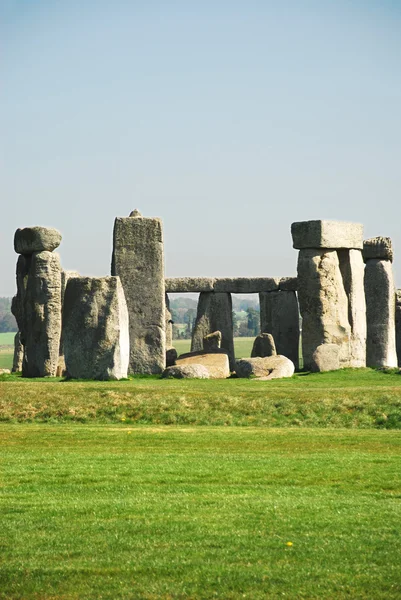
165;277;280;294
165;277;215;293
278;277;297;291
291;220;363;250
363;237;393;262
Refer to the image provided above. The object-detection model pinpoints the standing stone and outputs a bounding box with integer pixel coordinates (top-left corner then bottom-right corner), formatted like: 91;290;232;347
297;249;351;371
191;292;235;370
337;249;366;368
22;251;62;377
251;333;276;358
12;332;23;372
259;291;299;367
395;291;401;367
12;255;31;344
165;294;173;350
111;211;165;374
63;276;129;380
364;259;397;368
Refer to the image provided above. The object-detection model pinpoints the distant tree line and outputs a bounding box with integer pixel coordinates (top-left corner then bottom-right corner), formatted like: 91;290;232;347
0;298;17;333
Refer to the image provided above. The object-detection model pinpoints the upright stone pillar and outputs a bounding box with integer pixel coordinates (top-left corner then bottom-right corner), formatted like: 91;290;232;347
396;290;401;367
191;292;235;370
291;220;365;371
165;294;173;350
12;332;23;372
259;288;299;368
111;210;165;374
363;237;397;368
13;227;63;378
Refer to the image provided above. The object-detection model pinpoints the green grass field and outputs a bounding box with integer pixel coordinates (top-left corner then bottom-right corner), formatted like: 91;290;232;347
1;425;400;599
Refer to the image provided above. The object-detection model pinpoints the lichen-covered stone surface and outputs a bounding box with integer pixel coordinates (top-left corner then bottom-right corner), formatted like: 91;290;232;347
297;249;351;371
176;351;230;379
259;291;299;367
337;249;366;368
291;220;363;250
251;333;276;358
311;344;340;372
63;276;129;380
14;227;62;254
165;277;215;293
364;259;397;368
363;237;393;263
112;214;165;374
191;292;235;369
22;251;62;377
213;278;279;293
161;364;210;379
235;355;295;379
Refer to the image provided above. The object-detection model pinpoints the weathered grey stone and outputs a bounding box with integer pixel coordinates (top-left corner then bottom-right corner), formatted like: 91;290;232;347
396;290;401;367
56;355;66;377
337;249;366;368
176;351;230;379
191;292;235;369
12;255;31;344
364;259;397;368
235;355;295;379
112;214;165;374
12;332;23;372
203;331;222;352
165;277;215;293
291;220;363;250
363;237;393;263
59;270;81;361
161;364;210;379
63;276;129;380
251;333;276;358
213;277;279;293
259;291;300;367
311;344;340;372
166;347;178;367
297;249;351;370
129;209;142;217
14;227;62;254
22;251;62;377
279;277;298;291
165;294;174;349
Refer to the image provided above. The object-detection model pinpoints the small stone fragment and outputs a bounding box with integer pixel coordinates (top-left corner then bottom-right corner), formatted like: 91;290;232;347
14;227;62;254
311;344;340;372
203;331;222;352
161;364;210;379
251;333;276;358
166;347;178;367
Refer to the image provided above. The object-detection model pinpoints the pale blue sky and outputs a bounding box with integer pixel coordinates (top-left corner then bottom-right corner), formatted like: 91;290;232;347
1;0;401;296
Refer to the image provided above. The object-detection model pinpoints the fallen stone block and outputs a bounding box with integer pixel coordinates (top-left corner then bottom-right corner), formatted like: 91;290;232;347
235;355;295;380
161;364;210;379
176;350;230;379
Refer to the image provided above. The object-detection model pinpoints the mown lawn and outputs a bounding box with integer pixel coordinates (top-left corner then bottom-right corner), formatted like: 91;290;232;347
1;425;400;599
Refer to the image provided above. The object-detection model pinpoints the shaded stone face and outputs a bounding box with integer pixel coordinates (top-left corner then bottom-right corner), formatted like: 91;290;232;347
364;259;397;368
203;331;222;352
297;249;351;371
63;276;129;380
112;215;165;374
291;220;363;250
259;291;299;367
14;227;62;254
12;332;23;373
363;237;393;262
22;251;62;378
191;292;235;370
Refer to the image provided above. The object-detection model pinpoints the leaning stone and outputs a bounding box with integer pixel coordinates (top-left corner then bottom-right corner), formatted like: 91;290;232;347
291;220;363;250
63;276;129;380
279;277;298;291
165;277;215;293
363;237;393;263
297;249;351;370
259;291;300;368
22;251;62;377
166;347;178;367
161;364;209;379
213;277;279;293
251;333;276;358
364;259;397;368
235;355;295;380
311;344;340;372
176;351;230;379
191;292;235;370
112;214;165;374
203;331;222;351
396;290;401;367
12;332;23;372
14;227;62;254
